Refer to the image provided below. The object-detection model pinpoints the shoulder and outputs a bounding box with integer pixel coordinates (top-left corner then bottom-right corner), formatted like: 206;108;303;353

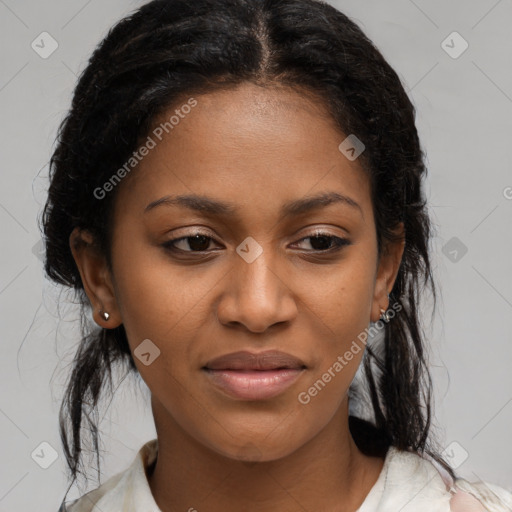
359;446;512;512
450;477;512;512
417;449;512;512
59;439;159;512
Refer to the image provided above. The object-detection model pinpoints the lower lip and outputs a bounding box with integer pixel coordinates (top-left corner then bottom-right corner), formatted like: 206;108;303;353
203;368;305;400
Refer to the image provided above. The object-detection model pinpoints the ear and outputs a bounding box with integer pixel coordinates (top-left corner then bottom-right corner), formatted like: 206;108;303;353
69;227;122;329
370;222;405;323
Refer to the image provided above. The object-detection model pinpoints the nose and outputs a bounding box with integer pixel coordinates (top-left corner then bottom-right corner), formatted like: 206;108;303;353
215;248;298;333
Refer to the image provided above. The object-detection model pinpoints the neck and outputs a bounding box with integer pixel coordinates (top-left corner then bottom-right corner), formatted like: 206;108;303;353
147;397;385;512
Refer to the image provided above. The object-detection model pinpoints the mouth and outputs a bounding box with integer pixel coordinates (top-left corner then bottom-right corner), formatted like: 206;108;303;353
202;350;307;401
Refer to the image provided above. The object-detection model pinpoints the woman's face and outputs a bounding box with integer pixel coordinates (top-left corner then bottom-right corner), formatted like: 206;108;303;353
73;82;404;461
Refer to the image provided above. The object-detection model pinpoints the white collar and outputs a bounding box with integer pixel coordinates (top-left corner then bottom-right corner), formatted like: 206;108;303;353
356;446;452;511
66;440;456;512
66;439;161;512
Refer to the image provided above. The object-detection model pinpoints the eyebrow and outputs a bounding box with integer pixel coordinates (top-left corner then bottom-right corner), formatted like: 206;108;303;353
144;191;363;219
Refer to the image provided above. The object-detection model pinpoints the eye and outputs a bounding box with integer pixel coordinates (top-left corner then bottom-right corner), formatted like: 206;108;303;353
292;231;351;252
162;232;219;253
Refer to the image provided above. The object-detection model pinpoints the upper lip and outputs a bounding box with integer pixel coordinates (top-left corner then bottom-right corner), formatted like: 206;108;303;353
203;350;307;371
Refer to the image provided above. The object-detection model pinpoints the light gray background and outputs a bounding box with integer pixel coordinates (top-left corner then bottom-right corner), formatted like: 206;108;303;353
1;0;511;510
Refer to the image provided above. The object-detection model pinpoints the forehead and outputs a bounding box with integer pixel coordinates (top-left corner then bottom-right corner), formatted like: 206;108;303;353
114;82;372;221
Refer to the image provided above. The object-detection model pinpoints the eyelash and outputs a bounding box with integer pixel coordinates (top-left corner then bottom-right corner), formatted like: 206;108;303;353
161;230;351;255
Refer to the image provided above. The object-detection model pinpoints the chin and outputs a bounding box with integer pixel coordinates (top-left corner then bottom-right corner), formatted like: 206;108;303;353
197;423;310;463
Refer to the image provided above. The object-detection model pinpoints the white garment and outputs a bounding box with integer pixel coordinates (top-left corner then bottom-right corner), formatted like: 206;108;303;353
60;439;512;512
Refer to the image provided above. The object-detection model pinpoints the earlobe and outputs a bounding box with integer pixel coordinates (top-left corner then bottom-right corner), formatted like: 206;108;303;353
69;227;122;328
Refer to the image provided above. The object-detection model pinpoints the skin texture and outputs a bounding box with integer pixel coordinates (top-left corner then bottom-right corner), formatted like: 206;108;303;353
70;82;405;512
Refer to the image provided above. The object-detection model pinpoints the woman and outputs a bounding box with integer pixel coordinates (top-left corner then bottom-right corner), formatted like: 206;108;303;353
43;0;512;510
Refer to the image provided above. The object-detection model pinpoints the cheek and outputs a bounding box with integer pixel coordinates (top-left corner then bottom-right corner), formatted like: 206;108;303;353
112;239;216;346
297;246;376;395
305;251;376;340
294;291;369;425
111;241;235;413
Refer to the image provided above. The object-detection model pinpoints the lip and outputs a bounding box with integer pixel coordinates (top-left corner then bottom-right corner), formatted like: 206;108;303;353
204;350;307;371
203;350;307;401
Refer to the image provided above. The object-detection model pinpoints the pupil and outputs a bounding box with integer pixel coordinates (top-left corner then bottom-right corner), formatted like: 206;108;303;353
310;236;331;250
189;235;210;251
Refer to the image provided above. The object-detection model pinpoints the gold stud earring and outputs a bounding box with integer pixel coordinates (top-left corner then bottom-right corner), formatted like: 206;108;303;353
380;307;390;322
380;293;391;322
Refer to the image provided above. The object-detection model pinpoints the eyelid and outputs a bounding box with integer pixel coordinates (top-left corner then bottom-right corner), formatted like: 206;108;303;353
165;226;347;243
291;224;350;242
291;231;351;250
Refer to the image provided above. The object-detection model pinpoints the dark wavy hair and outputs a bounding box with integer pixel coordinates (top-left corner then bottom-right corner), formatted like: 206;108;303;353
41;0;455;497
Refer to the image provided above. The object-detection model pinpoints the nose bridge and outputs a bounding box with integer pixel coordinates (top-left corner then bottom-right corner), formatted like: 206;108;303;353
217;238;297;332
237;245;279;300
